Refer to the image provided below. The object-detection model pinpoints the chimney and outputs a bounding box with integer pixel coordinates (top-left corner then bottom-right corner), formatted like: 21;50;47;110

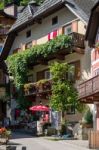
29;0;39;13
4;2;17;17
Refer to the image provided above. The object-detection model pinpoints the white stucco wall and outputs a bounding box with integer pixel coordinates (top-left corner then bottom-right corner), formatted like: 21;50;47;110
78;20;86;35
9;6;91;84
10;7;77;53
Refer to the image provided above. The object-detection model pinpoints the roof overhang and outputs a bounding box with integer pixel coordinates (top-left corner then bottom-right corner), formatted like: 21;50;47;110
85;2;99;47
65;3;88;25
1;0;89;61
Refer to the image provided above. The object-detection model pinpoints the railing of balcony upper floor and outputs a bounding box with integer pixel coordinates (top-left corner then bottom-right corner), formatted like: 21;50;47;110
71;32;85;49
0;28;9;35
78;75;99;99
24;80;52;96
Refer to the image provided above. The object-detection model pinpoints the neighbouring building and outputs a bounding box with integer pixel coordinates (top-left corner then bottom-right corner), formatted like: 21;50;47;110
78;1;99;148
1;0;97;125
0;2;17;123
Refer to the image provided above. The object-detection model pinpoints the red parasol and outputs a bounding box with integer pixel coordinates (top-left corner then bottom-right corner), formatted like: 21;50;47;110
29;105;49;112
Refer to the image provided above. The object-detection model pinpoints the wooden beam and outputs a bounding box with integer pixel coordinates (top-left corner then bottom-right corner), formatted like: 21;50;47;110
55;54;65;60
73;47;85;54
37;59;48;65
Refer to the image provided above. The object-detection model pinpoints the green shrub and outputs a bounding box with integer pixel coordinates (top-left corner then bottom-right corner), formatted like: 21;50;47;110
60;124;67;135
84;109;93;124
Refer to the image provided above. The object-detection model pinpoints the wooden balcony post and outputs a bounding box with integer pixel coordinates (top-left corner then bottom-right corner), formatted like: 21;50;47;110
93;103;97;130
96;103;99;130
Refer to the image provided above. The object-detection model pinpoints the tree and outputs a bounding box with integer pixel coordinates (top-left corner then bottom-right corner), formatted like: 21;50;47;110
50;62;82;113
0;0;45;9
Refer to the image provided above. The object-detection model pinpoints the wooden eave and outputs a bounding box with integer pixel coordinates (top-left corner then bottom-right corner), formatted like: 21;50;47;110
0;60;8;74
85;2;99;47
0;32;15;61
33;4;65;20
78;74;99;104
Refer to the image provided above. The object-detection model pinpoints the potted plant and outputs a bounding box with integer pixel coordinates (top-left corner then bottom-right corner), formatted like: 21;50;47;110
0;127;11;144
29;83;36;93
43;80;52;91
82;109;93;128
24;84;30;95
36;79;47;92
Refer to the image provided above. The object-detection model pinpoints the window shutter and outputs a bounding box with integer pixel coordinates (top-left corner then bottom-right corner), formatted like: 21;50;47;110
72;21;78;32
58;27;64;35
75;61;81;80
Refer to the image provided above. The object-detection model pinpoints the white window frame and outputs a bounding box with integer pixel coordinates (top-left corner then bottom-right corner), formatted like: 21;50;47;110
67;64;75;82
44;71;52;79
28;74;34;82
64;24;72;35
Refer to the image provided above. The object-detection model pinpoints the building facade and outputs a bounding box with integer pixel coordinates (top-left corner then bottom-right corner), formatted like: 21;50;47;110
79;1;99;130
2;0;97;124
0;3;16;123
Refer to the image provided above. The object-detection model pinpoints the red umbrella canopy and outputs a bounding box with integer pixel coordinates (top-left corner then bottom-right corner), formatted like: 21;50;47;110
29;105;49;112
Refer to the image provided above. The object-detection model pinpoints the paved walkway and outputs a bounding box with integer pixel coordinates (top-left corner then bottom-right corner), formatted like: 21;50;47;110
0;132;92;150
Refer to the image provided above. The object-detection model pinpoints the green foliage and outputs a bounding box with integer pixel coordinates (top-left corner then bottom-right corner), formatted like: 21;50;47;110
84;108;93;124
7;35;71;109
49;62;81;112
7;35;71;88
0;1;4;9
0;0;46;8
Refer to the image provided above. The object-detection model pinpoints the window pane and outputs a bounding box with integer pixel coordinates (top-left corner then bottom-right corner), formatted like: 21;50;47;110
64;25;72;35
52;16;58;25
26;30;31;38
45;71;52;79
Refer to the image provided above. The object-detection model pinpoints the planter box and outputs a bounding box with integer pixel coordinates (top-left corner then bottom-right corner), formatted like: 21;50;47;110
0;137;9;144
89;130;99;149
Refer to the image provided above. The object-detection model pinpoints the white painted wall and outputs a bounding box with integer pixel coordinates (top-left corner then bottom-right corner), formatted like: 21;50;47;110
10;7;77;53
78;20;86;35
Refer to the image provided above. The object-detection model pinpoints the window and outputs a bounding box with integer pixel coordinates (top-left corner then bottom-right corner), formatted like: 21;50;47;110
25;42;32;49
66;64;75;82
52;16;58;25
26;30;31;38
45;71;52;79
28;75;34;82
64;24;72;35
66;105;75;114
95;68;99;76
66;61;81;82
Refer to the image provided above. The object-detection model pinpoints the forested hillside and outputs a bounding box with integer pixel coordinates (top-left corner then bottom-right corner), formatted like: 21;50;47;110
0;0;45;9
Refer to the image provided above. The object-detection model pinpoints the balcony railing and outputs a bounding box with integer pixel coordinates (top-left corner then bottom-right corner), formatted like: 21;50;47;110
0;28;9;35
78;75;99;100
24;79;52;96
71;32;85;49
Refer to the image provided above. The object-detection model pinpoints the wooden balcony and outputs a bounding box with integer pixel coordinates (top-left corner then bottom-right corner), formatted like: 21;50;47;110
24;80;52;97
28;32;85;67
71;32;85;49
0;28;9;35
78;75;99;103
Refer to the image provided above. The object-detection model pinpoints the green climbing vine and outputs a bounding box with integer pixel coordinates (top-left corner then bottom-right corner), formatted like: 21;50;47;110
50;62;84;113
7;35;71;88
7;35;71;109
